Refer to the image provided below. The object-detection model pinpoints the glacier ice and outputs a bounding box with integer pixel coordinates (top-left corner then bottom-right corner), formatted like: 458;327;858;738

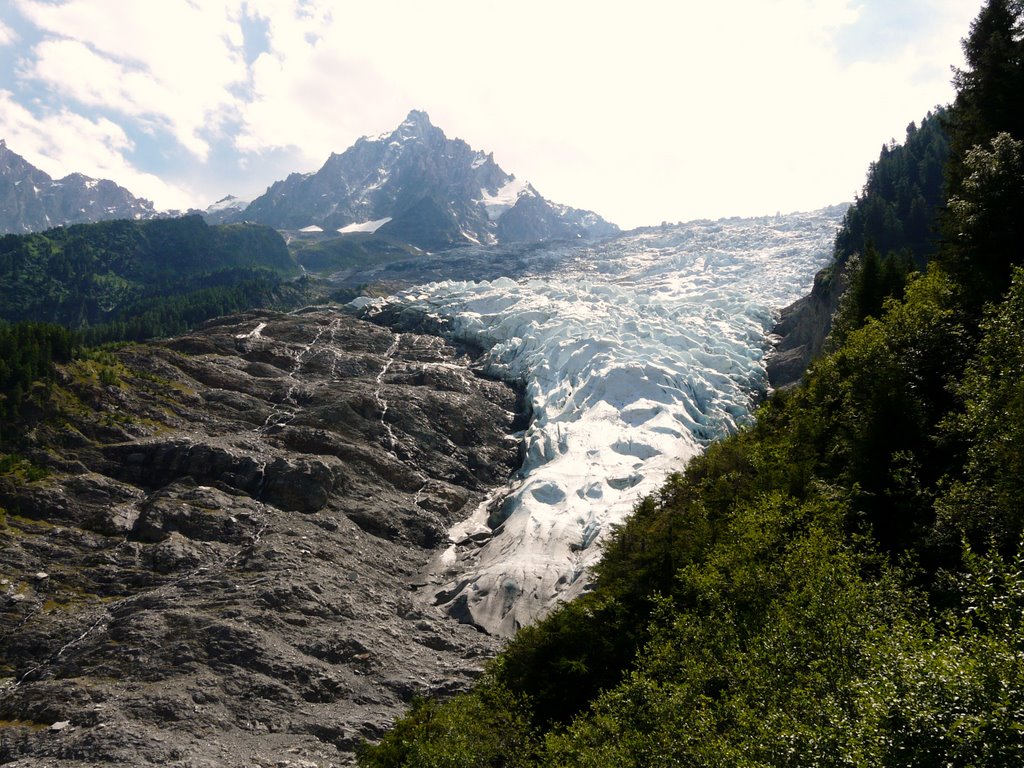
356;206;846;635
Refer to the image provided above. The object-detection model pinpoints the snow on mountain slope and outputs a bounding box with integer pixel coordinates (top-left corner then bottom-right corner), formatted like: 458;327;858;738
202;194;250;224
481;177;533;220
355;205;847;635
236;110;618;248
337;217;393;234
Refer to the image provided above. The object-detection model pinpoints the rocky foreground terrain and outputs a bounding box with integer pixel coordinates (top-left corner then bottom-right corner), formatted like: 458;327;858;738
0;309;526;767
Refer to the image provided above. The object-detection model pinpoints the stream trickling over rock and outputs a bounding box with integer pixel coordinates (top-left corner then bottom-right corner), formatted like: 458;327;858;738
354;206;845;635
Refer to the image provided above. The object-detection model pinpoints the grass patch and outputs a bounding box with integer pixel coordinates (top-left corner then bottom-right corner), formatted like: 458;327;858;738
7;514;56;532
0;719;48;731
0;454;49;482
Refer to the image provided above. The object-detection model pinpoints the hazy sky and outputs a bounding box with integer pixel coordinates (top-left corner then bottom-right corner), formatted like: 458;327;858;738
0;0;981;229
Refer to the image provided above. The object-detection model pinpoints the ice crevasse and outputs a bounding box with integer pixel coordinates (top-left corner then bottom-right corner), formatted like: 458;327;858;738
355;207;845;635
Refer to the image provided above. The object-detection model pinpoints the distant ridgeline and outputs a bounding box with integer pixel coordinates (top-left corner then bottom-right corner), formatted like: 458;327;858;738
0;214;304;344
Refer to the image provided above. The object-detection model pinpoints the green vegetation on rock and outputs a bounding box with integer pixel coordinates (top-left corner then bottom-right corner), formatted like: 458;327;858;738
0;215;317;443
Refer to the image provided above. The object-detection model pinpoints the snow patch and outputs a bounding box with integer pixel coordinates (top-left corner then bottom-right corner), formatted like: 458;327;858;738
480;177;531;221
206;195;249;213
299;225;323;233
235;322;267;340
338;217;392;234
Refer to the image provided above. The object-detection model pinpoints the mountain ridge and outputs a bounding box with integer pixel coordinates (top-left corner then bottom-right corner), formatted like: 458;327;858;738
0;215;304;342
230;110;619;249
0;139;157;234
1;111;617;253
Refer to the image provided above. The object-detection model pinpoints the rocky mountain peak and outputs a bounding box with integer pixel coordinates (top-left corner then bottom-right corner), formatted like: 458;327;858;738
0;139;157;234
0;138;46;180
202;193;250;224
230;111;619;249
391;108;440;142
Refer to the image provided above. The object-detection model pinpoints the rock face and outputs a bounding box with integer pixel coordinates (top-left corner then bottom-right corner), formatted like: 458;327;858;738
0;139;156;233
766;262;848;389
0;310;525;766
234;110;618;249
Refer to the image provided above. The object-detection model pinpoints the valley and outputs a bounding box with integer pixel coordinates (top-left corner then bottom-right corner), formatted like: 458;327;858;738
4;14;1021;757
0;202;845;765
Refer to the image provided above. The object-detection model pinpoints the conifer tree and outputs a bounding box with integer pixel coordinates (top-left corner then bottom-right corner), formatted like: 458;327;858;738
940;1;1024;307
947;0;1024;193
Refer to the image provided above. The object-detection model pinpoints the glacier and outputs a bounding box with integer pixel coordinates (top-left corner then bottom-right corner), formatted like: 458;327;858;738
354;205;846;635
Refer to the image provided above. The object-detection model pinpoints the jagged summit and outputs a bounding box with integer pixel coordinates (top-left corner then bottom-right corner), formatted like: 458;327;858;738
233;110;619;249
0;139;156;234
0;115;617;248
392;108;440;140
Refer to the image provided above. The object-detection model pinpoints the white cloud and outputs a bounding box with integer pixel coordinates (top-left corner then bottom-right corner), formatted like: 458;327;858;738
0;0;984;226
0;90;196;210
233;0;407;159
0;19;18;46
220;0;978;226
15;0;249;160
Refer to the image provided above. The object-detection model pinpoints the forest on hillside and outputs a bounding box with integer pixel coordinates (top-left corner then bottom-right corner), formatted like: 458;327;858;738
359;2;1024;766
0;215;299;331
0;216;312;442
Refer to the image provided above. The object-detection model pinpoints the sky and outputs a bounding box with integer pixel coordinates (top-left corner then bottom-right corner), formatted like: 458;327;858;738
0;0;982;230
